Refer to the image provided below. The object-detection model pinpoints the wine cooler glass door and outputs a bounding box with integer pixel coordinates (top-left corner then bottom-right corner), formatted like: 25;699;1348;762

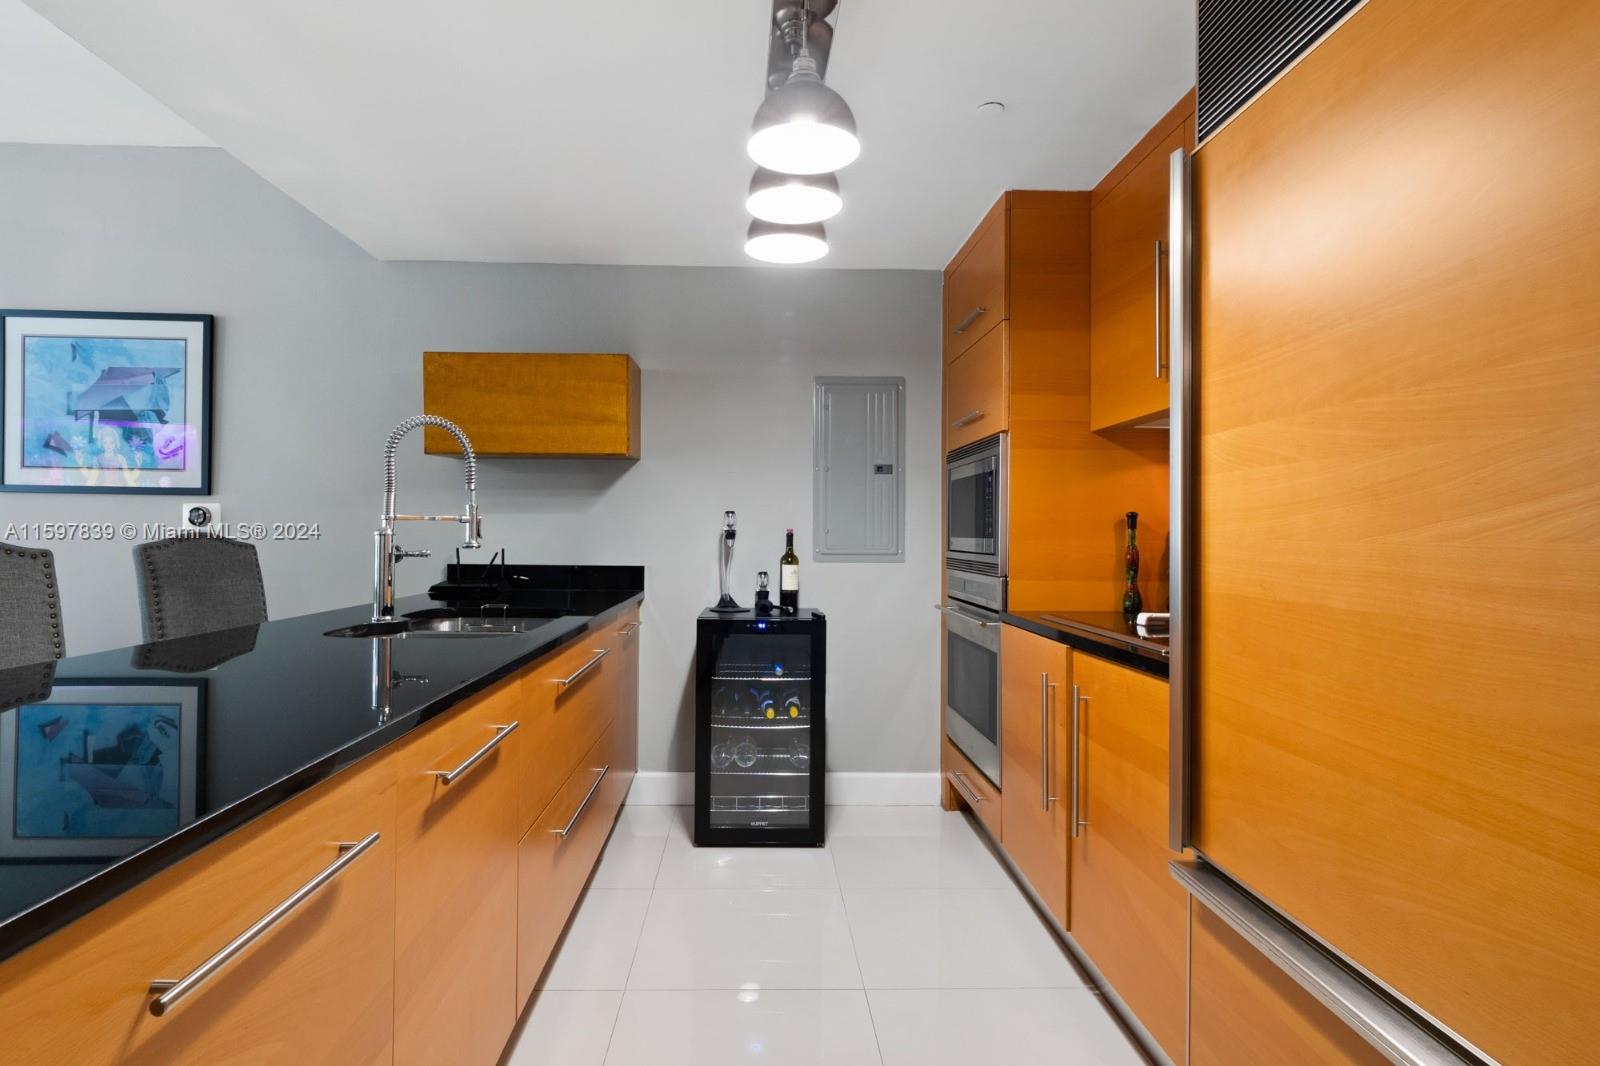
707;632;815;829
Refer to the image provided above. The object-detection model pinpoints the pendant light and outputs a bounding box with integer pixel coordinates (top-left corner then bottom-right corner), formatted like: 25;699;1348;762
745;219;828;264
747;3;859;175
746;167;842;225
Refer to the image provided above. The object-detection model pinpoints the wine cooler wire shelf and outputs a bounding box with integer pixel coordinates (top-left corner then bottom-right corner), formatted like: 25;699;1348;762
712;666;813;682
710;716;810;730
710;795;810;813
709;768;809;778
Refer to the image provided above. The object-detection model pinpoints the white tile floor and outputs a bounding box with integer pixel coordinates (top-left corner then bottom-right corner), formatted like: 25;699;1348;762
503;805;1148;1066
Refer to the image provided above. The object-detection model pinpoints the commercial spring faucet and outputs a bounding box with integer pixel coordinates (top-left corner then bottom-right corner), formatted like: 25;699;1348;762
373;415;483;621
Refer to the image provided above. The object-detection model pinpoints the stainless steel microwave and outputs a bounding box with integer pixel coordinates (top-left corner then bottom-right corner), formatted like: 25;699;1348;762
945;433;1007;610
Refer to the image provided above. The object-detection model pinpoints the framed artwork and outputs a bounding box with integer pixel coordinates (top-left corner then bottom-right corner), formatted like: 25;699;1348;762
0;680;205;861
0;310;213;494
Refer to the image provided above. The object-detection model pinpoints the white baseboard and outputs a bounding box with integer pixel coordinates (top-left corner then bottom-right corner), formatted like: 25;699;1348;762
625;771;940;806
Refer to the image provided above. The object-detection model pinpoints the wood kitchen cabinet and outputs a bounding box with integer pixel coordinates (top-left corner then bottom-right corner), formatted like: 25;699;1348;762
394;675;524;1066
999;623;1072;928
942;208;1007;364
941;735;1003;840
943;322;1009;451
1190;903;1389;1066
1068;653;1186;1062
0;754;398;1066
423;351;641;459
1089;93;1193;431
518;627;619;831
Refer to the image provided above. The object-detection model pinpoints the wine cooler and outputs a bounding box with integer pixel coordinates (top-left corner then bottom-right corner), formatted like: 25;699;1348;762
694;607;826;846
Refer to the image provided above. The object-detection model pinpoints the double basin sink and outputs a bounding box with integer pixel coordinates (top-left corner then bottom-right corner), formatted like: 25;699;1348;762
325;607;569;639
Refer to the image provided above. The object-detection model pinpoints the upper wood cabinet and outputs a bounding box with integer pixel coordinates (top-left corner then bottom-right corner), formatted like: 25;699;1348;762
394;676;523;1066
1191;903;1389;1066
1089;94;1194;431
1068;653;1186;1062
423;351;641;458
943;322;1009;451
0;754;397;1066
943;210;1008;363
999;623;1073;928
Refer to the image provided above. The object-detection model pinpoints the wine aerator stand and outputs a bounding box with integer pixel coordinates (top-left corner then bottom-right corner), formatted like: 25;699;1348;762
712;509;744;612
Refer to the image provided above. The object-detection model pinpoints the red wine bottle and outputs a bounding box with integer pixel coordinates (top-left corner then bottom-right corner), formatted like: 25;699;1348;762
779;529;800;613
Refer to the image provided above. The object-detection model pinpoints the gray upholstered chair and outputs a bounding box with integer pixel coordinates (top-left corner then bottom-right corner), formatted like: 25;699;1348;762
134;534;268;642
0;542;65;669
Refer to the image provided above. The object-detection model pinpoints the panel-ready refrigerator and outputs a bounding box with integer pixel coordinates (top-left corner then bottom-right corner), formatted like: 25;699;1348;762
694;608;825;846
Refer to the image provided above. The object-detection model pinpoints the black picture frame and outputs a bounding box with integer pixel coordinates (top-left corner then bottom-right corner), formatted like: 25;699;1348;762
0;310;214;495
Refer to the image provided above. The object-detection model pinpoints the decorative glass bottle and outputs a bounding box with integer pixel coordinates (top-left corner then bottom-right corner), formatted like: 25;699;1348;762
1122;511;1143;617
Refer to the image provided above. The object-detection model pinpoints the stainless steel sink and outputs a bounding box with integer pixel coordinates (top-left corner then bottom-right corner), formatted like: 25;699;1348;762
324;609;564;639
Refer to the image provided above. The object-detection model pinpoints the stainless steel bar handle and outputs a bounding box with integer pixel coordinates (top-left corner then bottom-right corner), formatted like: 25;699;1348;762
432;721;519;785
950;770;984;805
933;604;998;627
1167;145;1193;852
1070;684;1084;838
556;647;610;690
952;306;987;334
553;765;609;838
949;409;986;429
148;832;381;1017
1039;672;1050;812
1154;239;1165;378
617;621;642;638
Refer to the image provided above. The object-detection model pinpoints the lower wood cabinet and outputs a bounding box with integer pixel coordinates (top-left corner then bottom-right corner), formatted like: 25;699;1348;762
393;676;523;1066
1069;653;1187;1062
941;735;1003;840
999;623;1072;928
1190;903;1389;1066
0;753;397;1066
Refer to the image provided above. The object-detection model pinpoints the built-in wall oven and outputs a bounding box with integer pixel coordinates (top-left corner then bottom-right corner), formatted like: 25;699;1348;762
944;433;1007;611
941;432;1008;784
939;600;1002;785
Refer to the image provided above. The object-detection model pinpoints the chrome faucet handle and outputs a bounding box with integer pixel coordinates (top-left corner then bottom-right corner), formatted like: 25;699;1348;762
395;548;431;560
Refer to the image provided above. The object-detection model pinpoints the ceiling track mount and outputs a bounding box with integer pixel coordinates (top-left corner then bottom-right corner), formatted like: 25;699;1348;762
767;0;838;90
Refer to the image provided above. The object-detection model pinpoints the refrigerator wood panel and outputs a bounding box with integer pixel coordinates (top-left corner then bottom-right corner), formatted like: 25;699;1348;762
1191;1;1600;1062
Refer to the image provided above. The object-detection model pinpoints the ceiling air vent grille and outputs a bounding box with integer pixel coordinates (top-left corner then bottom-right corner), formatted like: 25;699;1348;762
1197;0;1364;140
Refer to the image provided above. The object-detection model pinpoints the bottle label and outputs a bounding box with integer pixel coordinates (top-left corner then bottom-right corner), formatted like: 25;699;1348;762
780;564;799;591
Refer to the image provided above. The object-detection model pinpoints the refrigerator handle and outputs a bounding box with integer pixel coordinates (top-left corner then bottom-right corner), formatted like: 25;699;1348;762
1168;146;1194;853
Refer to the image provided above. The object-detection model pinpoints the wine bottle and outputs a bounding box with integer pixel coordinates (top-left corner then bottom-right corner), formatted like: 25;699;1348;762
779;528;800;613
1123;511;1143;617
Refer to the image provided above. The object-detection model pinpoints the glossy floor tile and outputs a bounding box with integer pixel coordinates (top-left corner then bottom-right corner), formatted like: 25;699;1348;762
868;988;1146;1066
504;990;620;1066
628;888;863;990
843;887;1087;989
605;990;882;1066
539;889;652;990
502;806;1145;1066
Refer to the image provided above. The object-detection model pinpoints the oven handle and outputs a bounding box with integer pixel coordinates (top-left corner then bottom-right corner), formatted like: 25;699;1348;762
934;603;999;628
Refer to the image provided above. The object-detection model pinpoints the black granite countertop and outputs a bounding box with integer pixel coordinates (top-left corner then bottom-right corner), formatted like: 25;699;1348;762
0;567;642;962
1003;609;1170;679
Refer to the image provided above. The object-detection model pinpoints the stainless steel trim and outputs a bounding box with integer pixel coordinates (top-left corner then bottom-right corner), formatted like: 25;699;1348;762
432;721;519;785
952;305;988;334
950;770;984;805
1071;684;1085;838
1039;672;1050;811
148;832;381;1016
553;765;609;838
1154;239;1165;378
556;647;610;690
617;620;641;638
949;408;986;428
945;568;1006;612
1168;146;1194;852
1170;861;1479;1066
934;602;999;629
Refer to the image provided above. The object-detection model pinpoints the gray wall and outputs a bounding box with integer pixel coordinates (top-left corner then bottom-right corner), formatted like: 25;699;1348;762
0;144;942;774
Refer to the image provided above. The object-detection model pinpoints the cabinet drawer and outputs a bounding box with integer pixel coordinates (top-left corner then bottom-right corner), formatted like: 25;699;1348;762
943;736;1003;841
944;322;1009;450
395;679;521;1066
609;605;642;796
943;211;1008;363
516;720;624;1004
0;756;397;1066
519;629;619;831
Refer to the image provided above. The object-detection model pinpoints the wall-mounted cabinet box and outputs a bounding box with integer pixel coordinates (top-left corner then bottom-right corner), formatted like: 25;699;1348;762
422;352;641;458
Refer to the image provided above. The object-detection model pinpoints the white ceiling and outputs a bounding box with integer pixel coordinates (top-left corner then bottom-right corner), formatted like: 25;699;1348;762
17;0;1194;269
0;0;208;146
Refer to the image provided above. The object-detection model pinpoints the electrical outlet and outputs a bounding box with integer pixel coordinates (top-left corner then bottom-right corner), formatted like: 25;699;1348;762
180;501;221;532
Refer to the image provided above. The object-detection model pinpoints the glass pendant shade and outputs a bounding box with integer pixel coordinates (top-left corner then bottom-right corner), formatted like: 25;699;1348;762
747;55;860;175
745;219;829;264
746;168;842;225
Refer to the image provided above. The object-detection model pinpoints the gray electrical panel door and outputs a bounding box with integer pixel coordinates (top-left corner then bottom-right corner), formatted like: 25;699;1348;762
813;376;905;562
